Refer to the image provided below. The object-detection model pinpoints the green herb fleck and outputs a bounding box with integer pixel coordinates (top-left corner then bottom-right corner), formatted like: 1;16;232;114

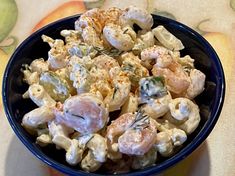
85;135;94;145
130;109;150;130
71;113;85;120
151;76;165;84
122;63;134;72
123;28;129;34
93;46;123;57
112;86;118;99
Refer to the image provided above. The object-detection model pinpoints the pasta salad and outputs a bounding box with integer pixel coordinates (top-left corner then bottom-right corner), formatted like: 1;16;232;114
21;6;205;174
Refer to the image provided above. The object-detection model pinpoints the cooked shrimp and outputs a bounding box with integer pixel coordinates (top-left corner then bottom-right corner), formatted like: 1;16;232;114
106;111;157;156
118;122;156;155
152;61;190;95
104;69;131;112
141;45;173;68
54;93;109;134
119;6;153;30
103;23;136;51
106;113;135;144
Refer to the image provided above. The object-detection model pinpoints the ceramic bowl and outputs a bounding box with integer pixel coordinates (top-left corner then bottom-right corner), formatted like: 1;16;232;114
2;15;225;176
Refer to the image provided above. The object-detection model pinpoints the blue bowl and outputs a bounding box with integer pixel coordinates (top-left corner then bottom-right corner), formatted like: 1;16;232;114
2;15;225;176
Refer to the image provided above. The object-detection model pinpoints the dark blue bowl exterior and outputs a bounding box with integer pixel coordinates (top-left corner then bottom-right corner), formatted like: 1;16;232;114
2;15;225;176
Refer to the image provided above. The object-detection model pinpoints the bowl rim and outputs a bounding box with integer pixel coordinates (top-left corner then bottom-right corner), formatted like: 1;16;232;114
2;14;226;176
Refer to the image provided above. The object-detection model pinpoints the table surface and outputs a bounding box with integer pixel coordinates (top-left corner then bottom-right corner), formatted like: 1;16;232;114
0;0;235;176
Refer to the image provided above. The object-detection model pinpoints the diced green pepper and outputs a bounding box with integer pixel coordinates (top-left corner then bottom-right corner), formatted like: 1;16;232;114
39;71;70;102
